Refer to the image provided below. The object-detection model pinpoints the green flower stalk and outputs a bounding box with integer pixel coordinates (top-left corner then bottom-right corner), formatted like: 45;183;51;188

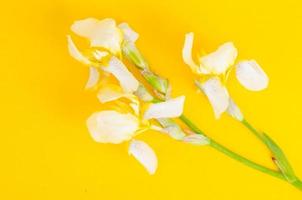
121;31;302;191
242;119;299;184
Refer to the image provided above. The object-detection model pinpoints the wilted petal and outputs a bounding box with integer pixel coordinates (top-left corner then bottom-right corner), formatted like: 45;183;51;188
85;67;100;89
183;134;210;145
129;140;158;175
199;42;237;74
67;35;91;65
182;33;201;74
71;18;122;55
87;111;139;144
236;60;269;91
143;96;185;120
103;56;139;93
198;78;229;119
118;23;139;43
226;98;244;121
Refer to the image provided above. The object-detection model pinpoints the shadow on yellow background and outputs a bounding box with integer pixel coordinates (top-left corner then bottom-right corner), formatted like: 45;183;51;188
1;0;302;199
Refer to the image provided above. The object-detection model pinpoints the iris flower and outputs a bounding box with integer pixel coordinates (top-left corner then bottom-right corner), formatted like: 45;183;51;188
67;18;140;92
87;84;186;174
67;18;197;174
182;32;269;119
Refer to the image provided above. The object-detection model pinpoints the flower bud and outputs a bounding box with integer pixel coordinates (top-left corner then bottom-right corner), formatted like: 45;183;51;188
156;118;186;140
141;69;169;95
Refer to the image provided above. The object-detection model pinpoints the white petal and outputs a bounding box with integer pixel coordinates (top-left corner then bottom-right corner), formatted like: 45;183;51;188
226;98;244;121
236;60;269;91
71;18;100;38
143;96;185;120
71;18;122;54
182;33;201;74
129;140;158;175
85;67;100;89
67;35;91;65
97;85;124;103
118;23;139;43
199;42;237;74
103;56;139;93
87;111;139;144
200;78;230;119
183;134;210;145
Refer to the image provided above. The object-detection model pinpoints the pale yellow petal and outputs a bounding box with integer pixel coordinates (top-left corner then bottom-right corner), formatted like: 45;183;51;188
71;18;100;38
85;67;100;89
129;140;158;175
67;35;91;65
71;18;122;55
236;60;269;91
182;33;202;74
199;42;237;74
103;56;139;93
143;96;185;120
118;23;139;43
199;78;230;119
86;111;139;144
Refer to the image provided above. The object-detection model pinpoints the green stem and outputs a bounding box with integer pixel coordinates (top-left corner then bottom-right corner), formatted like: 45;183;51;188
241;119;302;189
179;115;284;180
180;115;302;191
181;115;302;191
242;119;265;142
155;98;285;181
292;179;302;190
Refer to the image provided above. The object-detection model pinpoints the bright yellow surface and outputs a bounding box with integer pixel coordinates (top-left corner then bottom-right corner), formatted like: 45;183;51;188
2;0;302;199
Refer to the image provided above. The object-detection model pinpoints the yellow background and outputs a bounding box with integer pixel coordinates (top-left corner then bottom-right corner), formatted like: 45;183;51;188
2;0;302;199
